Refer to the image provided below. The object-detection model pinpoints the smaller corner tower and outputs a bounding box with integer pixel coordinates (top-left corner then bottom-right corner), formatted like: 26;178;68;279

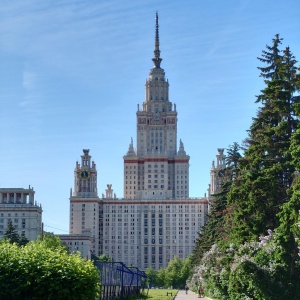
209;148;227;195
69;149;102;255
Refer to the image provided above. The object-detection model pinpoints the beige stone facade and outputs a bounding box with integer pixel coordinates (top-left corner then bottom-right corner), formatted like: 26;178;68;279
0;187;42;241
67;14;212;269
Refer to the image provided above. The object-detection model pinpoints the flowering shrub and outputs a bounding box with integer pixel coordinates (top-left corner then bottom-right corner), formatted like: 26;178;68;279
191;229;300;299
191;244;233;299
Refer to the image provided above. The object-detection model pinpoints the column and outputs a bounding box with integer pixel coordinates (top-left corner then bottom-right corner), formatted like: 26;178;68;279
29;191;34;204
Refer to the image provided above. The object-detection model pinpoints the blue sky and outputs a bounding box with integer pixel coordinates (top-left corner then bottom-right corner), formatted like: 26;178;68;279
1;0;299;234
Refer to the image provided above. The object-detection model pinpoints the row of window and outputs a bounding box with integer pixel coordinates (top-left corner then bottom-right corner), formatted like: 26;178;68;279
103;206;201;213
0;218;26;223
126;164;188;169
0;213;26;217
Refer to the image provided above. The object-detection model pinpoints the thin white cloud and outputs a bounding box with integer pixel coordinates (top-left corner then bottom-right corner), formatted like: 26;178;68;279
206;1;250;59
22;70;36;90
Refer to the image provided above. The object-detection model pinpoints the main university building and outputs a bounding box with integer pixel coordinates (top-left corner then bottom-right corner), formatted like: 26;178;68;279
65;14;227;270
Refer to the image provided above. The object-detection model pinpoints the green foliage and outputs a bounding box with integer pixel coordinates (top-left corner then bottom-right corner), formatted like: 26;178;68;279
225;142;242;173
164;256;191;288
190;35;300;299
145;268;159;287
228;260;271;300
36;232;65;250
145;256;191;289
4;220;20;243
4;220;29;246
90;252;112;263
226;34;300;244
192;143;241;265
0;240;100;300
98;253;112;262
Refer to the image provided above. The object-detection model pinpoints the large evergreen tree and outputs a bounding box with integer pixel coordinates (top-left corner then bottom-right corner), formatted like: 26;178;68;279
4;220;20;244
192;143;242;264
191;36;300;300
226;34;300;244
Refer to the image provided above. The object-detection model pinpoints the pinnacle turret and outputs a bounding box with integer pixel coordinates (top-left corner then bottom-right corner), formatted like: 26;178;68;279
177;139;187;156
126;137;137;157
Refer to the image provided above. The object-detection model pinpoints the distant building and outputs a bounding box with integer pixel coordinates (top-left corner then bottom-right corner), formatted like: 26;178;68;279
0;187;42;241
58;229;93;259
68;14;217;269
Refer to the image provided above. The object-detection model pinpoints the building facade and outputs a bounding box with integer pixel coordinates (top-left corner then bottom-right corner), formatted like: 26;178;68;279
69;14;215;270
58;230;93;259
0;187;42;241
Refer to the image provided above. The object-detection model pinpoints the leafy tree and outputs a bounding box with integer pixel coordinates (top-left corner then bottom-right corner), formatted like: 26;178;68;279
157;267;166;287
90;253;112;263
97;254;112;262
145;256;191;289
36;232;65;250
164;256;190;288
145;268;159;287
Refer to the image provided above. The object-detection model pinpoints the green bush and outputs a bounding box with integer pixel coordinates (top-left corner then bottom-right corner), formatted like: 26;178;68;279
228;260;271;300
0;241;100;300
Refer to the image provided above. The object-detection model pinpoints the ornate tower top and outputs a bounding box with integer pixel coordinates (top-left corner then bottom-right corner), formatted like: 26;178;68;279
152;12;162;68
73;149;98;198
83;149;90;155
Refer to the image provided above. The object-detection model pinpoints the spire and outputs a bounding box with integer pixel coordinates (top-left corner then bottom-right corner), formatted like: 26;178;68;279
152;12;162;68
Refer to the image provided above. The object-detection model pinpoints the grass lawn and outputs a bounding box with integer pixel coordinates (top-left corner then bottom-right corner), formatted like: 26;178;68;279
131;289;178;300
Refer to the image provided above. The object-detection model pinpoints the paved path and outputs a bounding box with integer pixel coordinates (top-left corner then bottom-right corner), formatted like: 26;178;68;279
174;290;211;300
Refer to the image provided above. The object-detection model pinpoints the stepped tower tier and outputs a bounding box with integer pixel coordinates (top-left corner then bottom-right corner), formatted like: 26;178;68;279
124;13;190;200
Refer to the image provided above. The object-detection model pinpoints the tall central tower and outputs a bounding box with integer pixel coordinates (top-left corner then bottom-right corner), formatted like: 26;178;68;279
123;13;190;200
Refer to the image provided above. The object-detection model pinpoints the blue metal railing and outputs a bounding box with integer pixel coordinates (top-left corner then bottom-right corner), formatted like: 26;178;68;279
95;261;150;300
